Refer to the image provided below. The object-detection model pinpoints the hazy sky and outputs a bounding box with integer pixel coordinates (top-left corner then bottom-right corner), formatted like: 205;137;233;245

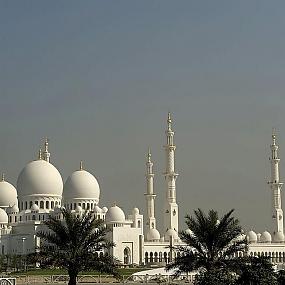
1;1;285;233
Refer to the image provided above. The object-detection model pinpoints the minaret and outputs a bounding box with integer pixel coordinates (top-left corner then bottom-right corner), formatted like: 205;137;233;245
268;130;284;234
163;112;179;233
144;148;157;230
43;138;50;162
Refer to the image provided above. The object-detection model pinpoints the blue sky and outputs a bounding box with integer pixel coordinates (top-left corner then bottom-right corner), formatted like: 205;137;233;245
1;1;285;232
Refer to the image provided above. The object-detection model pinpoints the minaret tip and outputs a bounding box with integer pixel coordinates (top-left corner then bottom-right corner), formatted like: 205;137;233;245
1;173;5;181
147;147;152;162
79;161;83;170
167;112;172;131
272;128;277;142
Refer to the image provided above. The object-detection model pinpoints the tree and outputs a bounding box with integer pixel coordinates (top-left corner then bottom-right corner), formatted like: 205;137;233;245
236;255;277;285
277;269;285;285
166;209;247;282
36;209;120;285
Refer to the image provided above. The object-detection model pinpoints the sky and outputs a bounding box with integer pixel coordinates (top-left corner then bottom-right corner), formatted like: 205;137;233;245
1;1;285;233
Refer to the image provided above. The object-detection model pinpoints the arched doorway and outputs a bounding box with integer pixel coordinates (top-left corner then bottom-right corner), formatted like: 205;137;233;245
124;247;131;264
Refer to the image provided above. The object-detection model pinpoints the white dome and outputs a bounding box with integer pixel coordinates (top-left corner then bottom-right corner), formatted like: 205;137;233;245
105;205;125;223
165;229;178;241
274;231;285;243
147;228;160;241
30;203;39;212
0;208;8;224
63;170;100;201
261;231;272;243
133;207;139;215
93;205;102;213
17;160;63;198
247;230;257;243
102;207;108;213
0;180;18;207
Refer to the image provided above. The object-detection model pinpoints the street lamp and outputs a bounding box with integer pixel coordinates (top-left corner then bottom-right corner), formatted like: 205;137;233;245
21;238;26;272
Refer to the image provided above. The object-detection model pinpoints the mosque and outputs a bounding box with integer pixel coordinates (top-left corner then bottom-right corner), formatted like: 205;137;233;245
0;114;285;265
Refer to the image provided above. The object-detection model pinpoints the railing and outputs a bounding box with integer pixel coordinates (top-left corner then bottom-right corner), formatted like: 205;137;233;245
13;274;195;284
0;278;16;285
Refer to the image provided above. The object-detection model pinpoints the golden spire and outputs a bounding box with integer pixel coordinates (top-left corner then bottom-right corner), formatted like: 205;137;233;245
1;173;5;181
80;161;83;170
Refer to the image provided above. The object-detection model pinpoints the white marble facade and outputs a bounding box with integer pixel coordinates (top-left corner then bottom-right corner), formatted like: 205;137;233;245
0;116;285;265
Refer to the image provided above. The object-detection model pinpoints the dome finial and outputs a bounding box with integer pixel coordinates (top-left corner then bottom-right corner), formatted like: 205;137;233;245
1;173;5;181
113;201;117;207
38;148;42;160
79;161;83;170
43;137;50;162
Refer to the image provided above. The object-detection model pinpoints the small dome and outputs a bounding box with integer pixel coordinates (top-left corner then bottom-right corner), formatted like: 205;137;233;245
247;230;257;243
165;229;178;241
133;208;139;215
274;231;285;243
147;228;160;241
0;208;8;224
105;205;125;223
30;203;39;212
63;170;100;202
93;205;102;213
260;231;272;243
102;207;108;213
17;160;63;198
75;205;83;212
0;180;18;207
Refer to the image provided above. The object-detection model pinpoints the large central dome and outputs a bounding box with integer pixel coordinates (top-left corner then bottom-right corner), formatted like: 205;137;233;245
17;160;63;198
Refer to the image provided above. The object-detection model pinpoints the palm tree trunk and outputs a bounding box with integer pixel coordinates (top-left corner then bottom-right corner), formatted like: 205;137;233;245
68;271;78;285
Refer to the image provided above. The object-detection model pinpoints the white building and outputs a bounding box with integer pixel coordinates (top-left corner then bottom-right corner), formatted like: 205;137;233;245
0;115;284;265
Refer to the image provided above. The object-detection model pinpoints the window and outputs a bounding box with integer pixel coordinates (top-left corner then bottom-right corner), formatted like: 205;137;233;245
40;201;44;209
46;201;49;209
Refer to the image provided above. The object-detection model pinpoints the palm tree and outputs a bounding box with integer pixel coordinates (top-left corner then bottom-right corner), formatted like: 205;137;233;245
36;208;120;285
166;209;247;280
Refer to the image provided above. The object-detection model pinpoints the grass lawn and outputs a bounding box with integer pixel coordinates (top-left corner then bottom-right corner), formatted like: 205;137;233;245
12;267;151;276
